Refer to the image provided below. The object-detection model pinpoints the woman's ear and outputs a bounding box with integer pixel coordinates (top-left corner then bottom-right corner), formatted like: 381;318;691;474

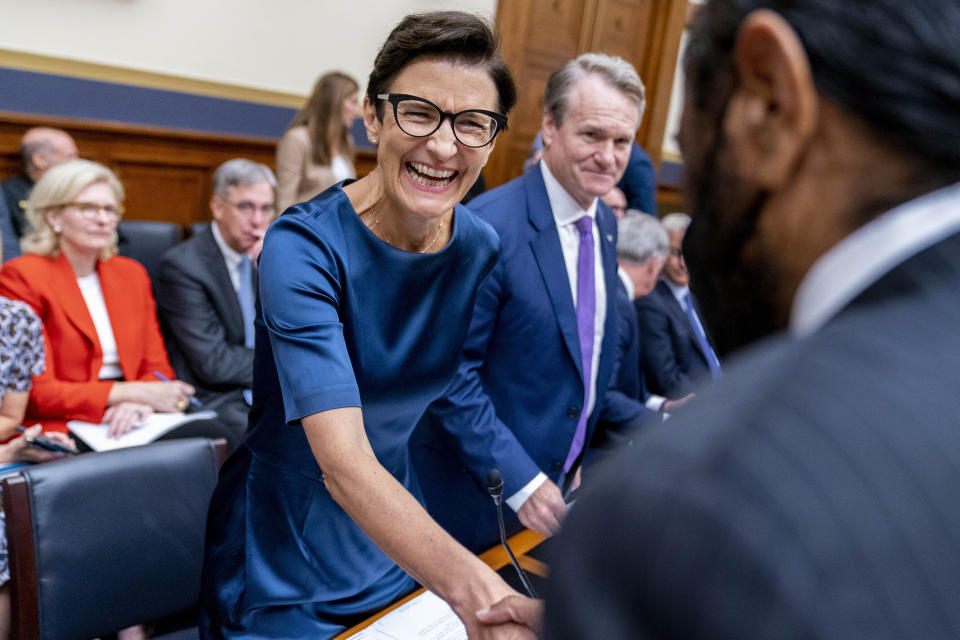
722;9;818;190
362;96;381;144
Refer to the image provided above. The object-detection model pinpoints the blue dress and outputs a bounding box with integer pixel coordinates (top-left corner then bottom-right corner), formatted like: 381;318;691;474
200;184;499;638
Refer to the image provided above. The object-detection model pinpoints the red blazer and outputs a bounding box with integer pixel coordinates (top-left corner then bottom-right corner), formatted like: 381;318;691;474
0;252;174;433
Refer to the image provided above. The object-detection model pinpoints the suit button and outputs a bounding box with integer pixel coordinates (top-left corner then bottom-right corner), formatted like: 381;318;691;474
551;460;564;471
566;407;579;419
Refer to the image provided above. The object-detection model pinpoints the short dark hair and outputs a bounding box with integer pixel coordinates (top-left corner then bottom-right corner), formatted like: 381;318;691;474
685;0;960;179
367;11;517;120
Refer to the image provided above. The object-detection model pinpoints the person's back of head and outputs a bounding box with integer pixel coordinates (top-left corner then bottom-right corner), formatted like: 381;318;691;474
680;0;960;353
20;127;78;182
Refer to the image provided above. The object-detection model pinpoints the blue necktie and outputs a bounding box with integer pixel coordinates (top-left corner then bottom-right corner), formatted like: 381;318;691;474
683;291;721;379
238;256;255;405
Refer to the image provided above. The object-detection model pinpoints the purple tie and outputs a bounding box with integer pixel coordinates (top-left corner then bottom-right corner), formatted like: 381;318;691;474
564;216;595;472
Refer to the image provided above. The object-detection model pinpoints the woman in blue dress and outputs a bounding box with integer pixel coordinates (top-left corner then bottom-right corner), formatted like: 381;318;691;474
201;11;534;639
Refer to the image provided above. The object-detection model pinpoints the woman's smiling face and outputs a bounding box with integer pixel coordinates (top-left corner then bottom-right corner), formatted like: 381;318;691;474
364;58;500;223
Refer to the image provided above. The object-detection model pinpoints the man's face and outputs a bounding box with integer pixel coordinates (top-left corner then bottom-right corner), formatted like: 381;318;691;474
678;77;780;355
541;74;638;209
601;187;628;220
662;229;689;287
32;132;78;178
210;181;275;255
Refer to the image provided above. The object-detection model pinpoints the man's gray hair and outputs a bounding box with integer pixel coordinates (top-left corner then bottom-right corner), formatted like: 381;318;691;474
661;212;692;234
212;158;276;197
617;211;669;264
543;52;646;127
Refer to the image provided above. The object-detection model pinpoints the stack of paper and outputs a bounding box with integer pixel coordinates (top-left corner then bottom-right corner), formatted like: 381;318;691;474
67;410;218;451
347;590;466;639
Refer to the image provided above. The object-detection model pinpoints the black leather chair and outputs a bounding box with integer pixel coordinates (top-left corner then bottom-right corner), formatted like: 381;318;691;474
2;438;228;640
117;220;184;284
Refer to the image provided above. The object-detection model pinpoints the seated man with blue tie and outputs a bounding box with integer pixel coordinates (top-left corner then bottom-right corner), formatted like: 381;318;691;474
413;53;657;552
635;212;721;398
155;159;275;445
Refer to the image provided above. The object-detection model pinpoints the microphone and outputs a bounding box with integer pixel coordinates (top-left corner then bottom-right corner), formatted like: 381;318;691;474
486;469;538;598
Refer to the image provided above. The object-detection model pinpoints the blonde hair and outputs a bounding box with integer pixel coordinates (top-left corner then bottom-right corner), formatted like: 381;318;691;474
22;159;124;260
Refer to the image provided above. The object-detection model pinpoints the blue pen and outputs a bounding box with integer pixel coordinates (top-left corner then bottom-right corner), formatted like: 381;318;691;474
153;371;203;408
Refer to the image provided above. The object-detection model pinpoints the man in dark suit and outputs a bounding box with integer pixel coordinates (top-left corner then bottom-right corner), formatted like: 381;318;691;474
591;211;680;454
155;159;275;444
476;0;960;637
413;53;656;553
635;212;721;398
0;127;77;261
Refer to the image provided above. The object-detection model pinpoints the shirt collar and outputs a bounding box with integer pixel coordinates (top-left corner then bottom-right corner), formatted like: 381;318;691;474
540;160;598;227
662;277;689;306
211;221;245;270
791;180;960;336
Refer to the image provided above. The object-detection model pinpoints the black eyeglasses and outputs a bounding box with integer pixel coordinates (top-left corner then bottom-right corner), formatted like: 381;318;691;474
378;93;507;148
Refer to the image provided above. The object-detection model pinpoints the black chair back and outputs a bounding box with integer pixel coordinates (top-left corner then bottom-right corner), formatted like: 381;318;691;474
2;438;227;640
117;220;184;284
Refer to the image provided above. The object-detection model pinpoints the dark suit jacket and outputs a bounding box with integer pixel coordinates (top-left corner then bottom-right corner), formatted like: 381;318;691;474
0;189;19;263
0;252;174;434
154;225;253;402
635;279;714;397
619;142;657;215
413;166;653;552
591;279;654;452
546;229;960;639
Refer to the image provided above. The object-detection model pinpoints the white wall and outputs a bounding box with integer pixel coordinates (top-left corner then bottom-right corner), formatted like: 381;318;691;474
0;0;497;98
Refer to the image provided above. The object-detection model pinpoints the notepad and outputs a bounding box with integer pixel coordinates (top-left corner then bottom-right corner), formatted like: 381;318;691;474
346;590;466;639
67;410;218;451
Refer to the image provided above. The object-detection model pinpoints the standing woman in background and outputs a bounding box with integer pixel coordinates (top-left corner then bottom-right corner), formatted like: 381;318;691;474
275;71;362;212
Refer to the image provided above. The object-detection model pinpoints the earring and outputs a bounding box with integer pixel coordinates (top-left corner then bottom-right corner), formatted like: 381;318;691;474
370;135;378;144
53;225;62;234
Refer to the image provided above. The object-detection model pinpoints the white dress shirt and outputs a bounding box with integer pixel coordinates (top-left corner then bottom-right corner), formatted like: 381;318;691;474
76;273;123;380
506;161;608;511
211;220;245;295
791;180;960;335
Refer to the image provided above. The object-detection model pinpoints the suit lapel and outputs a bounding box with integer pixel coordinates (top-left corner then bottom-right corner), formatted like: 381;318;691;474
525;171;583;380
659;280;709;361
594;203;619;404
53;252;100;351
199;226;245;340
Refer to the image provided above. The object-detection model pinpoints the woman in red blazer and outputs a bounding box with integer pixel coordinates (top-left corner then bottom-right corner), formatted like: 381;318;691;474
0;160;209;439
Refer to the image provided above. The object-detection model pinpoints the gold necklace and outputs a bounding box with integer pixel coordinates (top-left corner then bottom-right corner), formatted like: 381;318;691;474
368;215;445;253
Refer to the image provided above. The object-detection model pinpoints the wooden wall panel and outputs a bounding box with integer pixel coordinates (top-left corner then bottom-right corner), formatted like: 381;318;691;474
488;0;688;195
0;111;276;227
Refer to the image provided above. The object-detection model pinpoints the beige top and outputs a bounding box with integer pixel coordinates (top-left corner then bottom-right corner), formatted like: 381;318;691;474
275;125;356;212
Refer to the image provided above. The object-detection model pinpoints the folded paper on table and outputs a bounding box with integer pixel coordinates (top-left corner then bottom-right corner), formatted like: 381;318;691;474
346;590;466;639
67;411;218;451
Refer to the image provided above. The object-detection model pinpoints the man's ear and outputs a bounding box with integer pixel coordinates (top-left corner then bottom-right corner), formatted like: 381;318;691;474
209;196;225;222
540;111;557;148
723;9;818;190
31;151;50;175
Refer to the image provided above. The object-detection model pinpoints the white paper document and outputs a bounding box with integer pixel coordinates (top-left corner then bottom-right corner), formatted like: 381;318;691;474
346;590;466;639
67;410;218;451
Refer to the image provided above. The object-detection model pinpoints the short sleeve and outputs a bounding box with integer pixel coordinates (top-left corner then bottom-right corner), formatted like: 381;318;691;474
258;211;361;425
0;298;44;400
